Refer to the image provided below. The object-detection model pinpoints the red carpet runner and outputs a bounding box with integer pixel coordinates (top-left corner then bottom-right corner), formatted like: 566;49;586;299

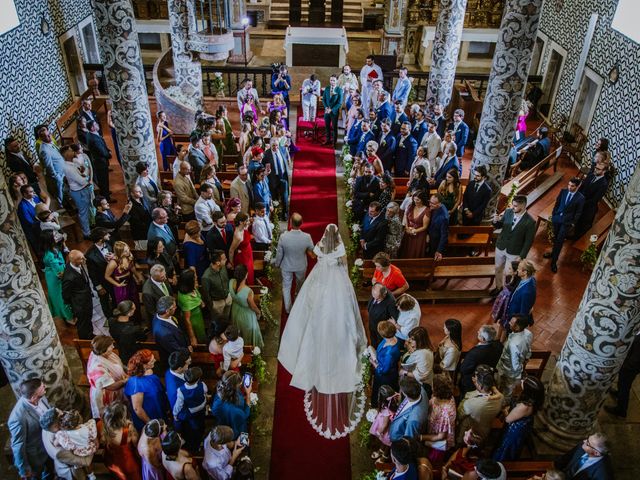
268;136;352;478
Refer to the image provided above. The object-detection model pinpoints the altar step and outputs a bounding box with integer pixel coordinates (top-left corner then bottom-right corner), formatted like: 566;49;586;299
268;0;364;30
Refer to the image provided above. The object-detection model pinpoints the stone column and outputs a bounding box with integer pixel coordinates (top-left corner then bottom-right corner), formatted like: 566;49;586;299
168;0;203;99
382;0;409;57
425;0;468;111
469;0;542;216
0;179;77;409
93;0;158;187
536;162;640;449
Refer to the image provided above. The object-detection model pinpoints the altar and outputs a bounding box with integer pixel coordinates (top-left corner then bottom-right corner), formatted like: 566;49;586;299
284;27;349;68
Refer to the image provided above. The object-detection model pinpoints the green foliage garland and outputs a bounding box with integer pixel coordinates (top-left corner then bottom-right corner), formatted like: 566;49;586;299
358;418;372;448
252;352;271;384
580;238;598;270
358;472;381;480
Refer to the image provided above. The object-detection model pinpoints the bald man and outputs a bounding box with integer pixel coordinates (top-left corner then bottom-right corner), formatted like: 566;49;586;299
62;250;109;339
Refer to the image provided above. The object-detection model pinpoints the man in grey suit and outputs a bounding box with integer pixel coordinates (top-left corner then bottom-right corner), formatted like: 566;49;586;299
388;376;429;442
491;195;536;293
37;126;65;206
40;408;93;479
188;134;208;182
142;264;174;326
8;378;52;479
274;212;315;313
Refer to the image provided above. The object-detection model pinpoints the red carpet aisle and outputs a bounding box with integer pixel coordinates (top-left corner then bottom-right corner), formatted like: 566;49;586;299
269;136;352;479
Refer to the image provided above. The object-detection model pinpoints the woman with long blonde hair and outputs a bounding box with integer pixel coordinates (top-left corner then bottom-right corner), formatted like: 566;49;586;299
105;240;144;306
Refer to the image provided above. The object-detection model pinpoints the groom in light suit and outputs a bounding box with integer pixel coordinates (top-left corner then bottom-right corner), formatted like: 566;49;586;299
389;376;429;442
274;212;315;314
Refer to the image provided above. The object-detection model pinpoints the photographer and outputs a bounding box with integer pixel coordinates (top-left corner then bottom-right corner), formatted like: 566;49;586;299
203;425;247;480
271;64;291;112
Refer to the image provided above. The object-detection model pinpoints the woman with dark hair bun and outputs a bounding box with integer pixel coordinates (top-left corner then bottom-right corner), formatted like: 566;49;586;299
211;371;252;440
161;431;199;479
229;264;263;349
138;419;167;480
438;319;462;377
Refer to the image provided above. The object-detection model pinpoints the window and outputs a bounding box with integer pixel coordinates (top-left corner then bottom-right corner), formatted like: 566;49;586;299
612;0;640;44
79;16;100;64
529;37;545;75
139;32;163;51
467;41;495;59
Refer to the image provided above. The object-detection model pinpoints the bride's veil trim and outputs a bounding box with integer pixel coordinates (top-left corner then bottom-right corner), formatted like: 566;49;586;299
303;386;367;440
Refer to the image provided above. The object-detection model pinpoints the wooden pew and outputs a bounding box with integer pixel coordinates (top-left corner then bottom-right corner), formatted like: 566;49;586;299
428;255;496;289
447;225;494;255
572;209;616;253
501;461;555;479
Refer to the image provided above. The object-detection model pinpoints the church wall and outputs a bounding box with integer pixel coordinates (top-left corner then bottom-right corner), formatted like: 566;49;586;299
537;0;640;206
0;0;94;174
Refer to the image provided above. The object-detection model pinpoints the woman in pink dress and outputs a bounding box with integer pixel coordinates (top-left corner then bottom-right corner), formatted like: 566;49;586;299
229;212;254;285
87;336;128;419
106;241;144;306
370;385;400;462
419;373;457;462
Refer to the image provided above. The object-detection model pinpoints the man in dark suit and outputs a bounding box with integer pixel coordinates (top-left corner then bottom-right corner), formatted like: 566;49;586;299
394;122;418;176
574;162;609;238
128;184;153;243
263;138;289;219
605;331;640;418
432;103;447;138
545;178;585;272
94;196;131;240
188;134;208;182
353;163;381;221
79;98;101;134
492;195;536;292
378;119;397;171
85;227;114;313
459;325;503;396
85;120;112;201
555;433;614;480
4;136;40;194
62;250;105;339
390;101;409;136
462;165;492;226
152;296;190;367
359;201;388;259
428;194;449;261
448;108;469;158
410;108;428;145
206;211;234;259
367;283;398;347
322;74;343;145
142;264;174;326
346;109;364;155
354;119;376;157
148;207;178;257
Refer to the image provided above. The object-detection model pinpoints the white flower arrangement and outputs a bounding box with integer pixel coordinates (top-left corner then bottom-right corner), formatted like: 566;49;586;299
590;234;598;243
253;346;261;356
260;287;269;295
263;250;272;262
249;392;259;406
354;258;364;267
273;200;280;207
346;200;353;208
366;408;379;423
513;180;520;188
347;177;355;186
214;72;223;78
344;154;353;163
351;224;361;233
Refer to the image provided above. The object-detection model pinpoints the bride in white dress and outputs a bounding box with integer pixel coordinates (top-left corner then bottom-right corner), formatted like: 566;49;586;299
278;224;368;439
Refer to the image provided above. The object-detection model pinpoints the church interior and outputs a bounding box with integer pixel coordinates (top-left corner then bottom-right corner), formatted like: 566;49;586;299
0;0;638;478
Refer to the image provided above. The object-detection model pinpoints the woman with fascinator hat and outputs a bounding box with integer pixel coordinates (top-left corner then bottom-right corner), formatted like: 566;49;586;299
278;224;368;439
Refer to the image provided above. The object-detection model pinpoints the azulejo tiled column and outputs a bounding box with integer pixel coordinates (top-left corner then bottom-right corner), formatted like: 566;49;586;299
536;162;640;449
425;0;468;111
168;0;203;99
93;0;158;186
469;0;542;216
0;179;77;408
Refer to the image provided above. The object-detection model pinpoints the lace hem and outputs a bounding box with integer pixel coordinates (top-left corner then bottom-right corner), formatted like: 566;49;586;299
303;386;367;440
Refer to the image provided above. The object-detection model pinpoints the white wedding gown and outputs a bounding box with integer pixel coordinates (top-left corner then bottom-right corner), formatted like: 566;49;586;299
278;242;368;439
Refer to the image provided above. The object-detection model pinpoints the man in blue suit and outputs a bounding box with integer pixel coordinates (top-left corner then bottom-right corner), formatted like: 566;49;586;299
428;194;449;261
394;122;418;176
433;143;461;186
355;120;375;156
392;67;411;108
545;178;585;272
148;207;178;257
555;433;614;480
165;350;191;410
376;90;394;125
390;101;409;136
448;109;469;158
378;119;397;171
410;108;428;145
346;108;365;155
322;74;343;146
152;296;190;367
389;376;429;442
16;184;44;251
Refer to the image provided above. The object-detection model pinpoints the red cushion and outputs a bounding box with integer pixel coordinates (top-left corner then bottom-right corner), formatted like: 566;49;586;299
314;118;326;127
297;117;315;129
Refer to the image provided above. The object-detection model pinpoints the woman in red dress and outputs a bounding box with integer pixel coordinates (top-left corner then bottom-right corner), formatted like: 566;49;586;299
229;212;254;284
99;402;142;480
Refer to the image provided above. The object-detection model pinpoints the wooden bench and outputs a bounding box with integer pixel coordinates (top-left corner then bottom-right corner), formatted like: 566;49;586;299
534;198;555;233
73;339;256;392
572;209;616;252
447;225;494;255
525;171;564;207
501;146;562;199
428;255;496;288
501;461;555;479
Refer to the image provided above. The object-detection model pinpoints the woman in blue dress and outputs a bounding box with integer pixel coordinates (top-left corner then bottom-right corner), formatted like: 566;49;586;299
156;111;177;171
182;220;209;280
369;320;402;408
211;371;251;439
251;167;272;210
124;349;169;431
493;376;545;461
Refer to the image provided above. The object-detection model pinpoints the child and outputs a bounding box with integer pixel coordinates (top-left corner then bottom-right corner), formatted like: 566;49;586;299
221;324;245;375
173;367;208;453
54;410;99;480
370;385;401;462
37;209;69;252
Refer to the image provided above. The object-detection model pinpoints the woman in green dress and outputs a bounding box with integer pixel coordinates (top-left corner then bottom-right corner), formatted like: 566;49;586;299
217;105;239;156
177;269;206;345
41;232;73;321
229;264;264;349
437;168;463;225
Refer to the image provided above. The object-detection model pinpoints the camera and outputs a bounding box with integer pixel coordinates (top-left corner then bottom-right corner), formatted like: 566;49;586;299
239;432;250;447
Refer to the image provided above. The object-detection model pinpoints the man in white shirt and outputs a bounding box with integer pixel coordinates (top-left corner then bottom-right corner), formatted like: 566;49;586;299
194;183;221;232
360;55;383;114
252;202;274;251
420;120;442;174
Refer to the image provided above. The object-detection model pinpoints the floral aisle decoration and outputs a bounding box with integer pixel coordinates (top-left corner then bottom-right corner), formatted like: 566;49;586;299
248;391;260;422
251;346;271;384
348;223;361;257
580;234;599;270
350;258;364;288
212;72;225;97
259;286;277;327
506;180;520;207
